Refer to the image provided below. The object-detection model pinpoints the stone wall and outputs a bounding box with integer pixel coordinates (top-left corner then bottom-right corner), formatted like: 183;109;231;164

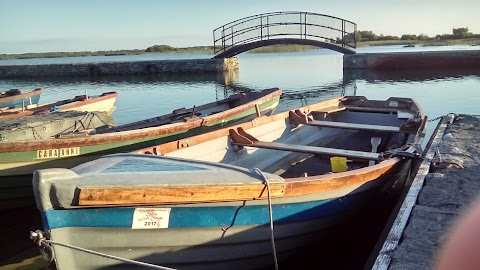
343;50;480;70
0;58;239;78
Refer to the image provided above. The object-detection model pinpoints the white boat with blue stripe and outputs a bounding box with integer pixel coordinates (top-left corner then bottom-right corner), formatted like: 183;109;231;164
32;95;427;270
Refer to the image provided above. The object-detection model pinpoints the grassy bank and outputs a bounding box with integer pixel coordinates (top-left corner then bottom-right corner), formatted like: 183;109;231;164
357;38;480;47
1;38;479;60
0;47;215;60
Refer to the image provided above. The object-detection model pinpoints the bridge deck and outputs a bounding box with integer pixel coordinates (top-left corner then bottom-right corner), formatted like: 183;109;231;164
213;11;357;58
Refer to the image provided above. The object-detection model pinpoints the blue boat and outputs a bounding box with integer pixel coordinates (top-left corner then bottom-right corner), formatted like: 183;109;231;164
0;88;43;109
31;96;426;269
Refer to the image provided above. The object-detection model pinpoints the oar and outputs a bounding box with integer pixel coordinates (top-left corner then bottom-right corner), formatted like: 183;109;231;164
369;137;382;166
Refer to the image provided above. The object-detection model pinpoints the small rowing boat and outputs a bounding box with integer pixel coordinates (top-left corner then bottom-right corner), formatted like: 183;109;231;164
0;91;118;120
31;95;426;269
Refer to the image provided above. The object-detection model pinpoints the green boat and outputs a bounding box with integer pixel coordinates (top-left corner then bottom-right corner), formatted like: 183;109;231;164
0;88;282;208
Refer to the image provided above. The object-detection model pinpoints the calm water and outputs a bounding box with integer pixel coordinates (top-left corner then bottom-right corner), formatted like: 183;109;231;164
1;45;479;136
1;45;479;268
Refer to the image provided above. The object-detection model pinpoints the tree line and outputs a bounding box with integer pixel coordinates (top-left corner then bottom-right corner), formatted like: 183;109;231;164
345;28;479;43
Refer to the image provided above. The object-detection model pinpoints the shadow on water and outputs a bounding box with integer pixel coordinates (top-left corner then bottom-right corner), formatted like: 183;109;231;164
0;204;42;263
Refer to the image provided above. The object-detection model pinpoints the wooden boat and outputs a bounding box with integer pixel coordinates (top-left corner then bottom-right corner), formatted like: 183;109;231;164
0;88;43;109
0;91;118;120
0;88;281;204
31;96;426;269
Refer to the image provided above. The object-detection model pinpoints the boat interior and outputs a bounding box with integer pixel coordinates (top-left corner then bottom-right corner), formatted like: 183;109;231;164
157;100;424;179
95;92;244;133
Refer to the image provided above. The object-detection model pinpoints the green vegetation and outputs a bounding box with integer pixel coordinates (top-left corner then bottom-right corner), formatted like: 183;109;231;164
348;27;480;47
0;46;216;60
145;45;177;52
357;38;480;47
0;50;146;60
1;28;479;60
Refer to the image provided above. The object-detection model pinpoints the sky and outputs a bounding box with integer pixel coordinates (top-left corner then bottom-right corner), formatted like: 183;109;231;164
1;0;479;54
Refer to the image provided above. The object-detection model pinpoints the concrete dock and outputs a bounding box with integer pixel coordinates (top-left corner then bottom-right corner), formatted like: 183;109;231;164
368;114;480;270
343;50;480;70
0;58;239;78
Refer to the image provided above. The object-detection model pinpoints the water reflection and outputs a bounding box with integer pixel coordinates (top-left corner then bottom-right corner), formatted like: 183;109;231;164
0;72;243;125
1;49;478;126
0;72;239;87
1;48;478;269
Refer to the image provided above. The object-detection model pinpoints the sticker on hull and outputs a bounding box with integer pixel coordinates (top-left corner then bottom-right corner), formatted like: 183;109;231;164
132;208;171;229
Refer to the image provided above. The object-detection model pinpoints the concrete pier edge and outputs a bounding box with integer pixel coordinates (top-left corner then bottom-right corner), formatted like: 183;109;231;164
369;115;450;269
343;50;480;70
0;58;239;78
368;113;480;270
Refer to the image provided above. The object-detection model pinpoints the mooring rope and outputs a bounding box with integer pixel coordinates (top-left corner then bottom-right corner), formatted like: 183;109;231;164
254;168;279;270
30;230;176;270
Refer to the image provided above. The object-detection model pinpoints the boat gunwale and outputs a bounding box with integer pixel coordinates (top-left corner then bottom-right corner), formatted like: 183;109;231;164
73;156;402;207
0;88;43;104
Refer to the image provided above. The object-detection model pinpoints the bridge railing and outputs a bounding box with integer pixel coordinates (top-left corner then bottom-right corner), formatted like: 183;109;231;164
213;11;357;54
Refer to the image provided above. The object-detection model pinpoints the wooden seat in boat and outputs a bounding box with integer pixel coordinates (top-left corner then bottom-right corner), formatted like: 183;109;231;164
311;104;346;118
229;127;381;161
288;110;417;133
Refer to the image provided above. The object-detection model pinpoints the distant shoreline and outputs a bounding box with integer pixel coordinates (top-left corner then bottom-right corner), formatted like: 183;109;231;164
1;38;479;60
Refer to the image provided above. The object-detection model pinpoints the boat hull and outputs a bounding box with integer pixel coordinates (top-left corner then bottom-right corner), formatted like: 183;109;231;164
55;92;118;116
41;161;409;270
65;96;116;115
31;95;424;269
0;91;118;120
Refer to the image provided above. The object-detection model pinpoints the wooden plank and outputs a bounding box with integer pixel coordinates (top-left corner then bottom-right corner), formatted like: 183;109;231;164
289;110;414;133
371;115;449;270
229;127;381;161
235;141;381;161
77;183;286;206
307;120;415;133
344;106;403;113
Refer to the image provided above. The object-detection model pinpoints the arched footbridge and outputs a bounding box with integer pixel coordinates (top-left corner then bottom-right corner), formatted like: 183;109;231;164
213;11;357;59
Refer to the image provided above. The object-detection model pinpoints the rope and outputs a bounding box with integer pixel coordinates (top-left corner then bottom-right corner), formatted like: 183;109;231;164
254;168;279;270
30;230;176;270
93;111;113;127
31;126;44;139
428;113;457;123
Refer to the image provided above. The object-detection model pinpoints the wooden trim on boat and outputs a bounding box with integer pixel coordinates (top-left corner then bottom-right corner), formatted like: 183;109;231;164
229;127;381;161
58;91;118;111
0;88;43;103
74;157;402;207
283;158;400;197
76;182;286;206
